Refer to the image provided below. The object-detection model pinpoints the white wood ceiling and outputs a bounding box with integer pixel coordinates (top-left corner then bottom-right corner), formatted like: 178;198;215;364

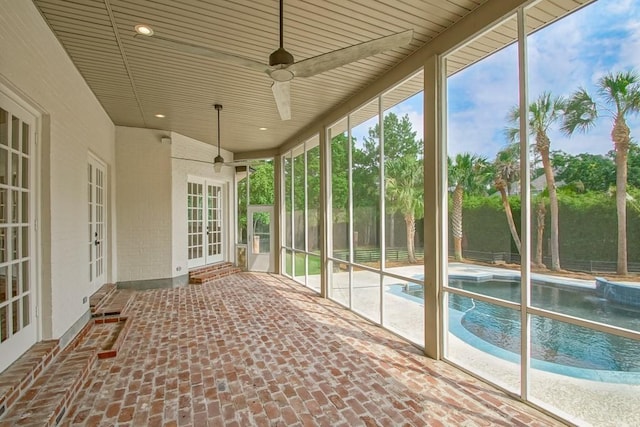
32;0;588;154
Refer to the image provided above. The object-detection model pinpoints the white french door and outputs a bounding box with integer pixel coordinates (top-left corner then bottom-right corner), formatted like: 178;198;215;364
187;178;224;268
88;155;106;291
0;90;37;373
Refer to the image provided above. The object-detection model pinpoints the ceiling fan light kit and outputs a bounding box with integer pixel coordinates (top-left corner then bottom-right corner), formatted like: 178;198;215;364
136;0;413;121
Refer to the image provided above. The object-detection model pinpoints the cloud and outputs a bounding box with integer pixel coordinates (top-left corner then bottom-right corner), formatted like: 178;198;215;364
446;0;640;158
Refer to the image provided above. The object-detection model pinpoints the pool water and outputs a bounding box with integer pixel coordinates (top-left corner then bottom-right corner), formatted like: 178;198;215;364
401;279;640;373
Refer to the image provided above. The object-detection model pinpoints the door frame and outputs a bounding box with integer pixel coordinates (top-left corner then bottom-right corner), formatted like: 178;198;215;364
88;152;107;293
187;176;226;268
247;205;274;272
0;84;40;373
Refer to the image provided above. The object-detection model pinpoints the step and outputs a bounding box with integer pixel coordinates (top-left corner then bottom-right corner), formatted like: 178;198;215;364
188;262;234;279
189;266;242;285
89;283;117;316
0;346;97;427
91;289;134;318
0;340;59;418
91;315;133;359
0;311;134;425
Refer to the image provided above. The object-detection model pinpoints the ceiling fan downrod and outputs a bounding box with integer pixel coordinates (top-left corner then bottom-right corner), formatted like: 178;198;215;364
269;0;294;67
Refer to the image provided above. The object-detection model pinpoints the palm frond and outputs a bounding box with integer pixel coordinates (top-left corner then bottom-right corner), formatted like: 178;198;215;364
561;88;597;135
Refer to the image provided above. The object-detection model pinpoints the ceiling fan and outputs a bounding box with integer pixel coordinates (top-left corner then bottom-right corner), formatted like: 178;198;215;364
134;0;413;120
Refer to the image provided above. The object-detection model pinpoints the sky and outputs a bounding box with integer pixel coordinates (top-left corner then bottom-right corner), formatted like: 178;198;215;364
374;0;640;159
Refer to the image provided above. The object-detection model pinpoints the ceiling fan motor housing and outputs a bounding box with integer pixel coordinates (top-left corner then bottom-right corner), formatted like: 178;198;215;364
269;47;294;67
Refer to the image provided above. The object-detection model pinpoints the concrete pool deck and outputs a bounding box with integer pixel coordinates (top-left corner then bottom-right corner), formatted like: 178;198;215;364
319;262;640;426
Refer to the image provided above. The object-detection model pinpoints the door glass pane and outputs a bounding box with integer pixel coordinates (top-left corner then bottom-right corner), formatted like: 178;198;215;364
21;226;28;258
252;211;270;254
21;192;28;223
11;264;18;297
21;157;28;189
22;295;29;328
0;305;7;342
11;116;19;150
0;148;7;185
11;227;17;261
0;227;5;263
21;122;29;154
11;152;18;187
0;108;7;146
0;266;6;303
12;299;19;334
0;189;6;223
11;190;17;223
21;261;28;293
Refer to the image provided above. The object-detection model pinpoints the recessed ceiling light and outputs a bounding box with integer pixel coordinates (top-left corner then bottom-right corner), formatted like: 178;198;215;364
155;114;165;118
259;127;268;131
134;24;154;36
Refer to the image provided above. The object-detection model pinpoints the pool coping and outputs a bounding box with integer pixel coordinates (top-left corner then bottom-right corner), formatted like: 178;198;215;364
385;273;640;385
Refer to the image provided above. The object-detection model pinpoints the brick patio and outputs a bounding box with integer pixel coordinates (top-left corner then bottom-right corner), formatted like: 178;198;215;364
59;272;559;426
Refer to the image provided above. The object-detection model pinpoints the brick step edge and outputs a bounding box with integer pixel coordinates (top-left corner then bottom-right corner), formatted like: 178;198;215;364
89;283;117;315
95;315;133;359
91;291;134;318
0;340;60;419
189;268;242;285
0;348;97;427
188;262;234;278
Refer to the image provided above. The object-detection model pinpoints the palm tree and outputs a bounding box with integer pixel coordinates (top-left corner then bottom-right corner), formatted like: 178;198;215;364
386;156;424;263
494;144;521;254
563;71;640;275
508;92;565;271
449;153;490;261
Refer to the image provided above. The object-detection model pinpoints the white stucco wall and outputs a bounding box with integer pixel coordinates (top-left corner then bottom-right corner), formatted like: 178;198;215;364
171;132;236;275
115;127;172;282
0;1;116;339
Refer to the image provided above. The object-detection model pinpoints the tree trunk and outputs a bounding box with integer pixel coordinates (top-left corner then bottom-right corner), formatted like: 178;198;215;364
613;116;630;275
405;213;416;263
452;184;464;261
390;213;396;248
538;132;561;271
496;178;521;254
535;199;546;268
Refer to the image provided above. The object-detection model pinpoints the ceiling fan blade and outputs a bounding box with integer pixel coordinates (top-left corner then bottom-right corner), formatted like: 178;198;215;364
135;34;269;74
271;80;291;120
291;29;413;78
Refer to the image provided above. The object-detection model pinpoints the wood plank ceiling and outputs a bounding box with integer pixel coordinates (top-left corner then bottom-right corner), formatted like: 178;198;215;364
32;0;588;154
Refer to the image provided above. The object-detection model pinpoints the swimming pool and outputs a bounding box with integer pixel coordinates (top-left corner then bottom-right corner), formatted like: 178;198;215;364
389;277;640;383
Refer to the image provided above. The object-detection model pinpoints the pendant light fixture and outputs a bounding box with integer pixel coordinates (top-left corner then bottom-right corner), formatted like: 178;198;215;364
213;103;224;172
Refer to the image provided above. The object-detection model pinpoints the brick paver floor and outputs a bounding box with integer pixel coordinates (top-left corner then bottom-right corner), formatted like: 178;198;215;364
62;273;561;426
